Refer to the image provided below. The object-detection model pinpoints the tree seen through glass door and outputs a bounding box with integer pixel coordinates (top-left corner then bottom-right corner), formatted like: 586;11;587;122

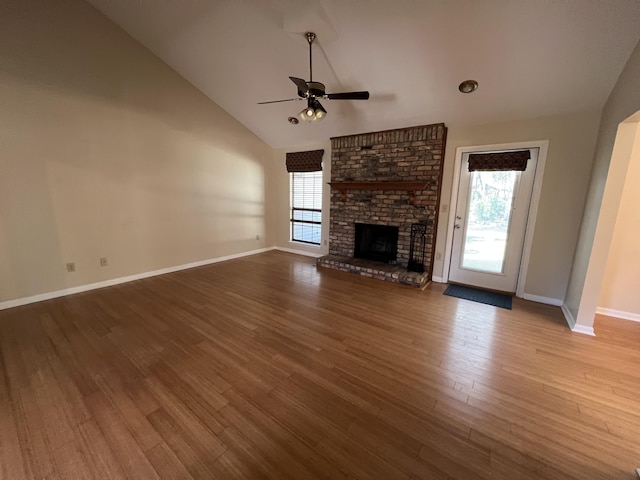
461;171;518;273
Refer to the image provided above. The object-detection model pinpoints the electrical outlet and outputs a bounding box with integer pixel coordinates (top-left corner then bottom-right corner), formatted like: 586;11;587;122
441;204;448;213
66;262;75;272
436;252;442;261
255;234;260;240
324;239;327;246
100;257;108;267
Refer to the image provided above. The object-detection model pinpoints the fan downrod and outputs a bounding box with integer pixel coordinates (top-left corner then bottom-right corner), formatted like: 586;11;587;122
305;32;316;81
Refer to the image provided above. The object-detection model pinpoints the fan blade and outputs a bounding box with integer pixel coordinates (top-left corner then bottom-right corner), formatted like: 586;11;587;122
257;98;299;104
289;76;309;96
326;91;370;100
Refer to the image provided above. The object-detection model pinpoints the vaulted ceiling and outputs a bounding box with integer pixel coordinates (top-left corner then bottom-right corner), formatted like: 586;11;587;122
87;0;640;149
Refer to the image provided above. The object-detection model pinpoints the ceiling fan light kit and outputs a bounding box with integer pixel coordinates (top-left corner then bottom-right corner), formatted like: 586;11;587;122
299;99;326;122
299;107;315;121
315;103;327;119
258;32;370;122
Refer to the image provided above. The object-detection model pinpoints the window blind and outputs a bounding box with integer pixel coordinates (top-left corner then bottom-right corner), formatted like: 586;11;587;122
286;150;324;172
290;171;322;245
468;150;530;172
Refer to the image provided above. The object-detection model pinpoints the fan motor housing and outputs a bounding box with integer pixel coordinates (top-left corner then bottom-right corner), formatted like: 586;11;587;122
305;81;326;98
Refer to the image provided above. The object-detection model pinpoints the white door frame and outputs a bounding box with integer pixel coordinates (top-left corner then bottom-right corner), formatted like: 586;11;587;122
441;140;549;298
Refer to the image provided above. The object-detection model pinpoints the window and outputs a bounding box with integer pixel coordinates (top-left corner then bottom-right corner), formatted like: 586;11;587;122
286;149;323;245
290;171;322;245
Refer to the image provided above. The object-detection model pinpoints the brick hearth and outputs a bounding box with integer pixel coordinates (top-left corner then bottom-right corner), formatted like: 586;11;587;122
318;254;429;287
317;123;446;287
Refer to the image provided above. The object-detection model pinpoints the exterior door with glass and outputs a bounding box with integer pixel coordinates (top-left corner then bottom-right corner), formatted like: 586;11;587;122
448;149;538;292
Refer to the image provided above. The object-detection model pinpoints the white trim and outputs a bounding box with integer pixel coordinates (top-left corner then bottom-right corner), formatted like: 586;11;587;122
515;142;548;298
274;246;323;258
441;140;549;300
571;324;596;336
562;303;576;329
441;149;463;283
521;293;563;306
431;275;445;283
561;303;596;335
0;247;274;311
596;307;640;323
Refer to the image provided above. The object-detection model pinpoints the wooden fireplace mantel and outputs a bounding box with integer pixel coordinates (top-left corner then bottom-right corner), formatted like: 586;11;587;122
328;181;429;204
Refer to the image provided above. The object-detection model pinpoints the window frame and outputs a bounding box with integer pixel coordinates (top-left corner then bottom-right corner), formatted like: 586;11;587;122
290;171;323;246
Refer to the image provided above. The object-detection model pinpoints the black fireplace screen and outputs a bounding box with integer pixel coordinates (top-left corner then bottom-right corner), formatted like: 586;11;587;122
354;223;399;263
408;222;427;273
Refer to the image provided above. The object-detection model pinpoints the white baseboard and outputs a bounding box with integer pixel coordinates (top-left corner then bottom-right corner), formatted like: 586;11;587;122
561;303;577;329
0;247;274;311
596;307;640;323
571;324;596;336
521;293;563;306
561;303;596;336
274;246;324;258
431;275;445;283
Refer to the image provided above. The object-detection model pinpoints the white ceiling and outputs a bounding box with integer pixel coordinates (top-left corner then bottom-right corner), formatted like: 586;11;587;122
87;0;640;149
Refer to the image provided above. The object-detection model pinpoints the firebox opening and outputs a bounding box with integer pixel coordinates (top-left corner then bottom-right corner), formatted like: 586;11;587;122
354;223;399;264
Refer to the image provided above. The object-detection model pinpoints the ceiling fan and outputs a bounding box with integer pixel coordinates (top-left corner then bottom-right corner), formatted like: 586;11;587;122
258;32;370;123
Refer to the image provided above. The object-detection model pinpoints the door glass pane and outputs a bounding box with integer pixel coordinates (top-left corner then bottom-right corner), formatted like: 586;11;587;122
462;170;518;273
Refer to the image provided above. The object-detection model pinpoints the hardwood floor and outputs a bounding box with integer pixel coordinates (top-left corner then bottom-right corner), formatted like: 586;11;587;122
1;251;639;479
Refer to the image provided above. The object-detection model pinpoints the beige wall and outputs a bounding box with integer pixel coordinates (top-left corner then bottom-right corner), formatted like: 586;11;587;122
434;111;601;301
599;122;640;315
564;38;640;329
0;0;271;303
270;142;331;257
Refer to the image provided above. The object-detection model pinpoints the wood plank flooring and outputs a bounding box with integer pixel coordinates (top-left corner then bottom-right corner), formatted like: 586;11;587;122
1;250;639;479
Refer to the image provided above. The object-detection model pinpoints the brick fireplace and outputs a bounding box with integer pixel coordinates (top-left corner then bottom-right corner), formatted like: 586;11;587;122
317;123;447;287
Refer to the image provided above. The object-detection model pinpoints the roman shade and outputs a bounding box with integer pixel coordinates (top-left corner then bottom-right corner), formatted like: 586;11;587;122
286;149;324;172
468;150;530;172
